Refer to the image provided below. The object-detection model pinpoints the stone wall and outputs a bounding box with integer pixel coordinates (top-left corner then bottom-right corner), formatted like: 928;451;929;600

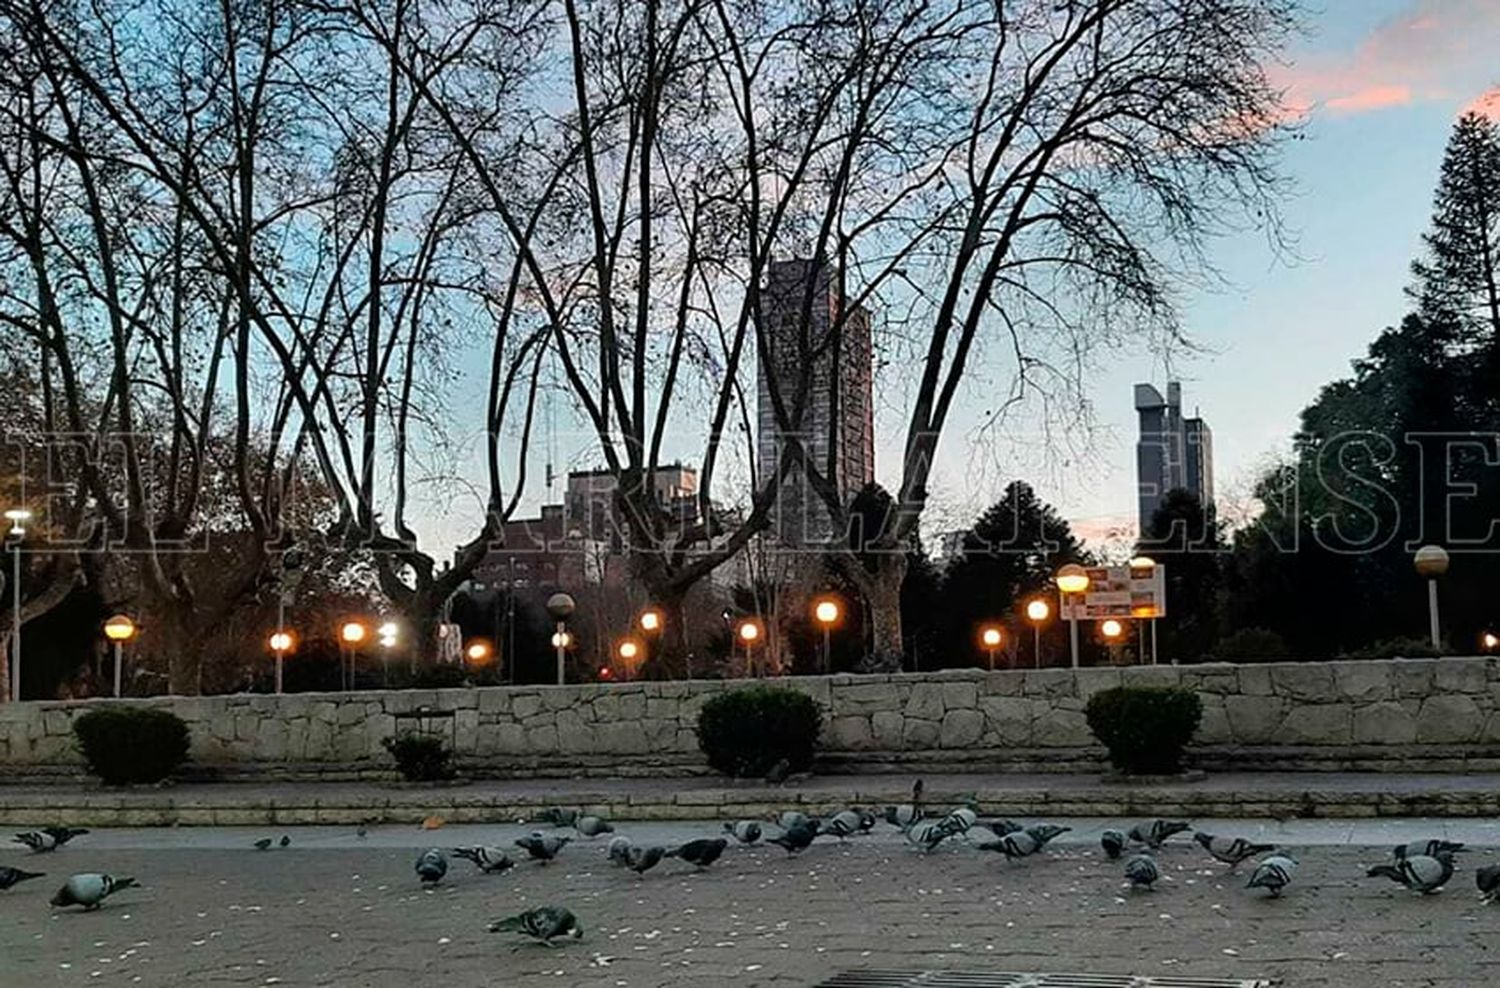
3;657;1500;780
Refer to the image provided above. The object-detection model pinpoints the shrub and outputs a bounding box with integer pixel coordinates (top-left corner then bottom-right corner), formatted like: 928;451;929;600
382;733;455;782
72;707;190;785
1085;686;1203;775
1342;636;1441;660
696;685;822;778
1211;627;1291;662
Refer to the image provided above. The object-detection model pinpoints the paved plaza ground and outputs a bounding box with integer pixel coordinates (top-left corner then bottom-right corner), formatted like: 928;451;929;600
1;819;1497;987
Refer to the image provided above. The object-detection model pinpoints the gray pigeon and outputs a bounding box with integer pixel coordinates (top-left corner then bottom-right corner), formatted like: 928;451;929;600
825;810;869;840
1100;830;1126;860
980;818;1023;838
724;820;762;844
606;836;634;867
776;811;814;831
415;848;448;885
1128;819;1190;849
1026;824;1071;847
0;866;44;890
1195;832;1275;870
941;807;978;835
1246;854;1297;897
1367;853;1454;894
278;835;291;848
625;844;666;876
536;807;580;828
14;828;87;853
1394;838;1464;860
515;832;571;864
882;779;925;829
904;817;961;852
768;820;820;855
453;846;514;874
253;838;273;851
979;829;1041;860
667;837;727;869
1124;853;1160;889
488;905;584;947
50;873;135;910
574;815;614;838
1477;864;1500;903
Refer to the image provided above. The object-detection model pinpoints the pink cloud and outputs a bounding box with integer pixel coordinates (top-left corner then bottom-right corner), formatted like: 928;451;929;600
1276;1;1500;118
1465;87;1500;120
1325;85;1413;114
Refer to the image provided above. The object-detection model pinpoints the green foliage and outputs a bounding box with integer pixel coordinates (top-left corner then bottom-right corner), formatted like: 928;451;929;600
1085;686;1203;775
381;733;455;782
1341;637;1441;660
696;686;822;778
1138;489;1226;662
1211;627;1291;662
1409;111;1500;337
72;707;190;785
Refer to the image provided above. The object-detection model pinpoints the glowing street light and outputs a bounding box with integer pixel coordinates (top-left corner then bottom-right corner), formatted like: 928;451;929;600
339;620;367;691
546;592;576;686
1055;564;1090;669
617;638;640;661
1024;598;1050;668
812;597;841;674
4;508;30;702
1414;545;1449;653
377;621;399;647
1100;619;1124;639
466;640;492;664
979;625;1003;671
550;630;573;649
736;618;763;676
268;629;296;695
639;609;663;634
1482;631;1498;652
103;614;136;698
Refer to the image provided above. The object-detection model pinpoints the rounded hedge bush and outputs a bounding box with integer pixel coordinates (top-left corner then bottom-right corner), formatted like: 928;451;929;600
72;707;190;785
696;685;822;778
381;733;455;782
1085;685;1202;775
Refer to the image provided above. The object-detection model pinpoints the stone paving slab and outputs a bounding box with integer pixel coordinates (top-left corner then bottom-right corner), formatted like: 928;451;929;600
2;771;1499;827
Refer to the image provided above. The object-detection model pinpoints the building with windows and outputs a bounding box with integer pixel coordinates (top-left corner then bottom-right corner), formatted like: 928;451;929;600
1134;381;1214;534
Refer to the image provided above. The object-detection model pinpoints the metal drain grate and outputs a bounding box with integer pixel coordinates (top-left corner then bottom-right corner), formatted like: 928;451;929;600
816;973;1272;988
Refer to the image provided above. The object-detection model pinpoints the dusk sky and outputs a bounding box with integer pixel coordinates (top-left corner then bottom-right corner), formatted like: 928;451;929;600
430;0;1500;560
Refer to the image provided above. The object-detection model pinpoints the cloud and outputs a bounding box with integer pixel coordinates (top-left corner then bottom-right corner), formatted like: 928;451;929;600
1465;87;1500;120
1276;1;1500;119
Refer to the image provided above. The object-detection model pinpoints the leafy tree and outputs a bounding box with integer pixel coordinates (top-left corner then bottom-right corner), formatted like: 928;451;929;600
1410;112;1500;342
1138;489;1225;662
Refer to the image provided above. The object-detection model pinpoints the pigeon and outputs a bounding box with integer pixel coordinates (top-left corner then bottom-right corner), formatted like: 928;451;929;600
0;866;44;890
606;836;634;867
253;838;273;851
1367;852;1455;894
1477;864;1500;903
904;818;961;853
1128;819;1190;849
50;873;135;910
356;824;369;840
279;835;291;848
515;832;571;864
724;820;762;845
453;846;514;874
1394;839;1464;860
1025;824;1071;848
941;807;979;835
979;830;1038;859
768;820;820;854
1100;829;1126;860
667;838;727;869
883;779;926;829
575;816;614;838
536;807;580;828
1195;832;1275;870
1246;854;1298;897
415;849;448;885
625;844;666;876
776;811;814;831
1124;853;1160;889
764;758;792;784
825;810;870;840
488;905;584;947
979;818;1024;838
14;828;87;853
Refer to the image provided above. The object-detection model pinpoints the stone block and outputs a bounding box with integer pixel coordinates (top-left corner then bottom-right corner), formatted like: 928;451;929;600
1277;704;1352;744
597;721;648;754
830;716;873;750
526;723;558;752
1353;701;1416;744
1024;669;1081;698
1237;666;1274;696
1075;669;1122;699
511;694;543;720
901;717;940;748
1416;694;1483;743
979;696;1032;745
939;709;984;748
870;711;904;748
1032;708;1091;746
1223;695;1285;743
1434;660;1487;695
255;719;289;761
1333;662;1391;702
940;682;977;711
1392;661;1435;697
1270;664;1335;701
1119;666;1180;690
554;710;595;753
903;683;944;722
1196;696;1231;743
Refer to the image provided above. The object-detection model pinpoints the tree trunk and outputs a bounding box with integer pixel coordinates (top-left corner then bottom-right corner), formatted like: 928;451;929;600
855;555;907;673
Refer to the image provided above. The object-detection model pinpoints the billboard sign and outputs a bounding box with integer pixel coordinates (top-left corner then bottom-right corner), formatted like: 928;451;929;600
1058;561;1166;620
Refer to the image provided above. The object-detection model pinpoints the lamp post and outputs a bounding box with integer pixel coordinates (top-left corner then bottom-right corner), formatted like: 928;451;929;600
268;630;295;694
616;637;641;680
737;618;762;676
546;593;576;685
813;597;841;674
1482;631;1498;653
102;614;136;698
637;607;665;676
466;640;492;666
4;508;29;701
1055;563;1091;669
339;620;367;691
1099;618;1124;664
979;625;1003;671
1025;599;1049;668
377;621;399;686
1413;545;1449;653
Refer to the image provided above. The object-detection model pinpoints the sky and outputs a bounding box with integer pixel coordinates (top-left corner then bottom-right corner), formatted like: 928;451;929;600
417;0;1500;563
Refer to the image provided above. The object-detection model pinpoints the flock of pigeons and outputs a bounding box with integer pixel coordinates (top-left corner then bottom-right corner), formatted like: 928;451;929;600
6;777;1500;951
